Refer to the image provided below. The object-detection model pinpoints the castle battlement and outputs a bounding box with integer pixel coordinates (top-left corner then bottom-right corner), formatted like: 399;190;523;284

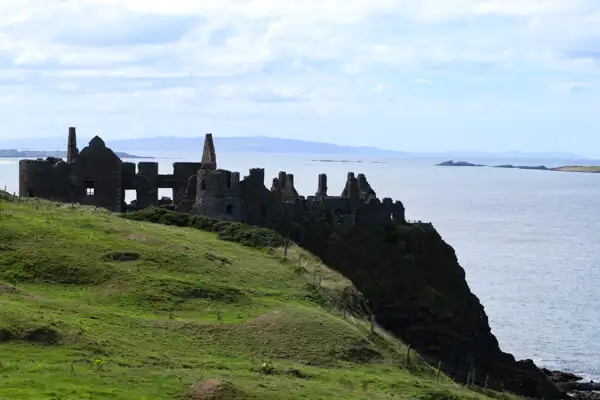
19;159;59;165
18;127;406;230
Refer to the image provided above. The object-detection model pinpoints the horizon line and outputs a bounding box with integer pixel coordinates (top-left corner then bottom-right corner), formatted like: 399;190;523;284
0;134;589;159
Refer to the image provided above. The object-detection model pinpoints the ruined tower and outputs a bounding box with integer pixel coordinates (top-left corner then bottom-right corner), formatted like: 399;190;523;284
316;173;328;197
341;172;361;201
201;133;217;170
67;126;78;163
357;173;376;200
195;132;237;219
281;173;299;201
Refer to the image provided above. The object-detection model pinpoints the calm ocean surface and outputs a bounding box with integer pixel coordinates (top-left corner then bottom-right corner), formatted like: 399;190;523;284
1;151;598;380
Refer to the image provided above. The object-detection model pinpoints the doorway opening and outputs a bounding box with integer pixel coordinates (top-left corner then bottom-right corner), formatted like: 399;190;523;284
124;190;137;212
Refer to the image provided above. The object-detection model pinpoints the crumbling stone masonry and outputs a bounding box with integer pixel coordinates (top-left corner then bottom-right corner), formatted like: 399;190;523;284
19;127;406;231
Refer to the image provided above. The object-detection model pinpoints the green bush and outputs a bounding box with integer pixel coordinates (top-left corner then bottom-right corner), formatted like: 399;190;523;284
122;208;285;249
0;190;11;201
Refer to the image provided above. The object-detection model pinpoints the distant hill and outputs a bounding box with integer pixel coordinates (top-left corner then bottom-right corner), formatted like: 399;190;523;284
0;149;150;159
0;136;407;156
112;136;412;155
0;135;587;159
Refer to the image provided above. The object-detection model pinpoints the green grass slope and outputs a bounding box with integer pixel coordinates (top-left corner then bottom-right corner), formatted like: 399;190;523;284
0;195;518;400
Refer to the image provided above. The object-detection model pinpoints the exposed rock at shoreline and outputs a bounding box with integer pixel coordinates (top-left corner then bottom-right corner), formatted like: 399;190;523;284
571;391;600;400
542;368;600;399
559;382;600;392
543;368;584;384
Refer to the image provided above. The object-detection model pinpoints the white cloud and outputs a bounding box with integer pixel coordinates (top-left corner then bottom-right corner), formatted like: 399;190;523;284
2;0;598;75
0;0;599;145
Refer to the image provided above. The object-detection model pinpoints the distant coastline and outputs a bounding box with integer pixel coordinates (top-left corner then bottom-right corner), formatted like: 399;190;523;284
2;136;586;160
0;149;151;159
436;160;600;173
311;159;387;164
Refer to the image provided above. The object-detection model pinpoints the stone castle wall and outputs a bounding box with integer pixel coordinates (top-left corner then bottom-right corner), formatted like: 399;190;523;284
18;127;406;228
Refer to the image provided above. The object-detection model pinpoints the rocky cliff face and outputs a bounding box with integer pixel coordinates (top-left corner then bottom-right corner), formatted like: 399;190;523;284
296;220;564;399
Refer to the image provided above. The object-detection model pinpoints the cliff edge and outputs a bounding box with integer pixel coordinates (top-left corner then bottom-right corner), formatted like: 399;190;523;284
124;207;564;399
295;218;564;399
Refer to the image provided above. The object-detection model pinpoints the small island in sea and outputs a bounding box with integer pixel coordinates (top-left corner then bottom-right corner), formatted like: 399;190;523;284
436;160;600;173
0;149;151;159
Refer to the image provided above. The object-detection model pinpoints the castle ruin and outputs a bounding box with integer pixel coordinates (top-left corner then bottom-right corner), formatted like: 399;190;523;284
19;127;406;234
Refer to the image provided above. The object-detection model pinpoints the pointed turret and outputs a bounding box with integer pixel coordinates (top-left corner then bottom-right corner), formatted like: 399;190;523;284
67;126;78;163
200;133;217;170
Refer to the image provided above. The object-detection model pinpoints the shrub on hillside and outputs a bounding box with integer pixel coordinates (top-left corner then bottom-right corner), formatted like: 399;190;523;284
122;208;285;249
0;190;11;201
1;253;111;285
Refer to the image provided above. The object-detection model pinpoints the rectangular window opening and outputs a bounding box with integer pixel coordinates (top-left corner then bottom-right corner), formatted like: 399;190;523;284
84;180;95;196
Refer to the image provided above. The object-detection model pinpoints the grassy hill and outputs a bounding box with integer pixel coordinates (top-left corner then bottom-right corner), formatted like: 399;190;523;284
0;193;518;399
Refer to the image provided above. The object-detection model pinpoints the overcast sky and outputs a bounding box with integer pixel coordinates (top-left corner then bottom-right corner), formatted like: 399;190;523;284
0;1;599;155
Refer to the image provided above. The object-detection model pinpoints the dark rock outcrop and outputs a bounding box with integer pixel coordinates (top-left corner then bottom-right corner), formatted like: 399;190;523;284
494;164;549;170
571;392;600;400
558;381;600;392
436;160;484;167
542;368;600;399
295;220;565;399
543;368;583;384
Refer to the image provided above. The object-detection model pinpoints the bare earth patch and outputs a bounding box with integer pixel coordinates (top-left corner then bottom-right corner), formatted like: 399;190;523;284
0;282;18;293
125;234;148;242
245;311;284;328
187;379;254;400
